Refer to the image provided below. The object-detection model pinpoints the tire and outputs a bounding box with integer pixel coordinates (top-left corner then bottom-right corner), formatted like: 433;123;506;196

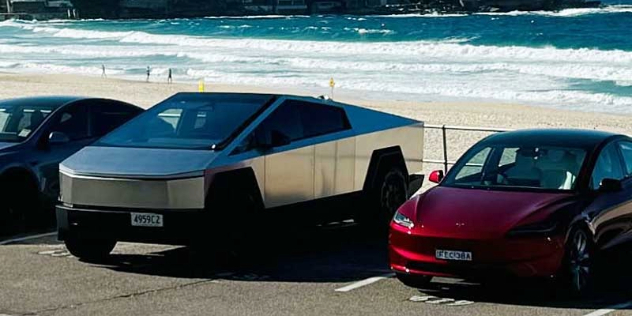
396;273;432;288
357;166;408;228
65;237;116;263
204;186;262;262
0;176;39;236
559;227;595;295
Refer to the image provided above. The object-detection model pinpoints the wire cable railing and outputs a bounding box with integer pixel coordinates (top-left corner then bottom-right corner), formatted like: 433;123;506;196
423;124;513;173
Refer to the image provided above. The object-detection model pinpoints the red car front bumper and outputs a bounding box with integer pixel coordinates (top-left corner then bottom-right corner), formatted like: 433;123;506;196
389;223;566;279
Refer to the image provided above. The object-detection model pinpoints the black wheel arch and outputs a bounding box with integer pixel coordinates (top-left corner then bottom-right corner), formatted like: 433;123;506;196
362;146;409;192
204;167;265;211
0;166;40;195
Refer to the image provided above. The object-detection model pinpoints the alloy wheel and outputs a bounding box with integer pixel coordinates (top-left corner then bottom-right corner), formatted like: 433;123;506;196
569;229;592;293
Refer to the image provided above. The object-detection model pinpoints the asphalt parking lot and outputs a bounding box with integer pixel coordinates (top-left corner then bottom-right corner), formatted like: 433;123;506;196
1;223;632;316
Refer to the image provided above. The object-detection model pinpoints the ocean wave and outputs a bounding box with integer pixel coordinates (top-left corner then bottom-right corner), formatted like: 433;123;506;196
476;5;632;17
204;15;308;19
181;69;632;113
0;62;122;75
343;27;395;35
5;22;632;65
0;44;180;58
376;13;469;18
116;33;632;64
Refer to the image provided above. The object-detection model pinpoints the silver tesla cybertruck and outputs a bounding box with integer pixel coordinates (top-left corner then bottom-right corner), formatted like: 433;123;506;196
56;93;424;260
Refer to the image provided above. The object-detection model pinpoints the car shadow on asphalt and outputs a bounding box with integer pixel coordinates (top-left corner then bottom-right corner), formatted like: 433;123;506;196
92;222;393;283
416;248;632;310
87;223;632;310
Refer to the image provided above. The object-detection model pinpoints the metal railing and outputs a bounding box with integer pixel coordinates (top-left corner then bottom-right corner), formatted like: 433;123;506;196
423;124;513;173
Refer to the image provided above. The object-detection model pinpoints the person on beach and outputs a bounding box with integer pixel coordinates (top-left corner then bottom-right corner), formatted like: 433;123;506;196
146;66;151;82
101;64;106;78
168;68;173;84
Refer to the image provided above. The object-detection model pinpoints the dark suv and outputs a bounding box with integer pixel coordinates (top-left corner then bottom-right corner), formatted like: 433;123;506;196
0;96;142;234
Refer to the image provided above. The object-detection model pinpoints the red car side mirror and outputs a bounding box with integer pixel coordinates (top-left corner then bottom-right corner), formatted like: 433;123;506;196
429;170;444;184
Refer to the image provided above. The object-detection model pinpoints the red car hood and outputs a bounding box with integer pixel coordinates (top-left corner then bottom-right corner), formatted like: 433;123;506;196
412;186;573;239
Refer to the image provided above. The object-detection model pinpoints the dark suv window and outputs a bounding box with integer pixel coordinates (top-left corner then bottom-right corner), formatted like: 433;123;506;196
50;104;89;141
91;101;141;137
260;100;350;142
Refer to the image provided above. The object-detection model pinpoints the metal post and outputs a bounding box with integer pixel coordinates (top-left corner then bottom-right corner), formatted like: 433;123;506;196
6;0;11;14
442;125;448;173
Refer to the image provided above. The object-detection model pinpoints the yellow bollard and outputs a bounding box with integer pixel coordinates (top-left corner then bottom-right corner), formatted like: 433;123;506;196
329;77;336;100
198;79;205;92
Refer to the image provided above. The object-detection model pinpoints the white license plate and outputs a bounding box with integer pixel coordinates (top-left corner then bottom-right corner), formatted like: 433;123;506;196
436;249;472;261
131;213;163;227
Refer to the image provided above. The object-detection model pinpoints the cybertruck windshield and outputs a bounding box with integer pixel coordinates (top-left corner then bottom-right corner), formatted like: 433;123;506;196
97;93;274;150
443;145;587;191
0;102;55;143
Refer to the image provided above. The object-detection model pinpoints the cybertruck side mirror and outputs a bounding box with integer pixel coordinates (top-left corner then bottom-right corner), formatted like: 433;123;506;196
48;131;70;145
429;170;444;184
600;178;623;193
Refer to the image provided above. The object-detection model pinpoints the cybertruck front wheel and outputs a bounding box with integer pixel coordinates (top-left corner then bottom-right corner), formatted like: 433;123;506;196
65;237;117;263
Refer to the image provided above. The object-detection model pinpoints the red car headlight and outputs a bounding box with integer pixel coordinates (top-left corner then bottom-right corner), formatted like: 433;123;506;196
393;211;414;229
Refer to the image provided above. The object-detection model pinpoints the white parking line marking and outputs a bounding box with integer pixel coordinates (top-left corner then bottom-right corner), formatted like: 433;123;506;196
409;295;437;302
425;298;455;304
0;232;57;245
584;302;632;316
334;273;394;292
446;300;475;306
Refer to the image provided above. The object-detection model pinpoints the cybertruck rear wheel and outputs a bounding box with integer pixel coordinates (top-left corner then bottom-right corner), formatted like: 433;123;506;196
358;166;408;229
65;237;116;263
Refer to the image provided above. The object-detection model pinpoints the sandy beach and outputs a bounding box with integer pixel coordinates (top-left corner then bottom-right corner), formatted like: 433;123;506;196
1;73;631;184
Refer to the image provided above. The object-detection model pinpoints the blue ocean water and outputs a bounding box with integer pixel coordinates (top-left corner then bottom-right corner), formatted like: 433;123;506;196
1;2;632;113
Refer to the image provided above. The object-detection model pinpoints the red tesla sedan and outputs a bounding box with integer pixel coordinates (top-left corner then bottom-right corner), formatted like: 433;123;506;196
389;129;632;293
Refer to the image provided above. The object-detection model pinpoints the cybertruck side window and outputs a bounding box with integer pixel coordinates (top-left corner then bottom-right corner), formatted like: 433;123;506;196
235;100;350;154
260;100;350;141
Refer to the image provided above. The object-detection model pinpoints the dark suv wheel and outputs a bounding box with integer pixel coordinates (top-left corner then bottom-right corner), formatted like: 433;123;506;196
0;172;40;236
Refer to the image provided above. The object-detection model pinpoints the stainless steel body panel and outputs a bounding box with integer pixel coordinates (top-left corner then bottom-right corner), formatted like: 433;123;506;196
60;171;205;209
334;137;356;195
314;141;336;199
264;146;315;208
353;124;424;190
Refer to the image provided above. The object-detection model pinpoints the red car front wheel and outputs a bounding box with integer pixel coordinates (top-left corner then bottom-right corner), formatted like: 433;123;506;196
560;227;595;295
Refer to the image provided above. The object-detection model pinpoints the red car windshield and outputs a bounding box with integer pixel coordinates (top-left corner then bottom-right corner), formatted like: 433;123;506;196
443;145;587;191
